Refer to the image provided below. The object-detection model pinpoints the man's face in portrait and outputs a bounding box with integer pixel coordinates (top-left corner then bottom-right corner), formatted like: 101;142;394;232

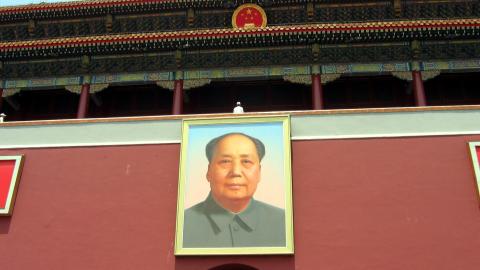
206;134;261;211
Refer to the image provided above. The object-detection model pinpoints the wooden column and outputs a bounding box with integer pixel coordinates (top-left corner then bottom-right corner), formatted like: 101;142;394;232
77;83;90;118
311;74;324;110
172;79;184;115
412;71;426;106
0;88;3;112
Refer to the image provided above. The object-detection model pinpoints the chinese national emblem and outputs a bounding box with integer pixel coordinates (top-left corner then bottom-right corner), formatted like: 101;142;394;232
232;4;267;29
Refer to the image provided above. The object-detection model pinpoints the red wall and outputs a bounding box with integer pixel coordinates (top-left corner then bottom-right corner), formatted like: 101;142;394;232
1;135;480;270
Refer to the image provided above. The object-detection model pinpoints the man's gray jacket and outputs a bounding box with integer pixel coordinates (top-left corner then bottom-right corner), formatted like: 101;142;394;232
183;193;286;248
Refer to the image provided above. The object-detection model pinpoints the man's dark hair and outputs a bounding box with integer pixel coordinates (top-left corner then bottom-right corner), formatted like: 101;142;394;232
205;132;265;162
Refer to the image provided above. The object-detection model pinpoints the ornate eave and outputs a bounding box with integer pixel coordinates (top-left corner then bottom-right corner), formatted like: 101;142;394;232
1;18;479;60
1;0;447;22
0;0;322;22
0;0;198;22
1;0;202;12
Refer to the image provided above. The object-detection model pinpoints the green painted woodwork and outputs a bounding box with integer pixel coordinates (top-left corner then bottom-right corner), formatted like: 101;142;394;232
2;59;479;92
321;62;410;74
423;60;480;71
3;76;81;89
91;72;174;84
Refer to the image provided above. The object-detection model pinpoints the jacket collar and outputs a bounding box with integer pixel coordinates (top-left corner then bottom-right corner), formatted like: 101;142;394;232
202;193;259;234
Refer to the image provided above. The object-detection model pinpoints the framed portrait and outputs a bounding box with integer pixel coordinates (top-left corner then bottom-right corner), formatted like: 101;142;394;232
175;115;294;255
0;155;24;216
469;142;480;200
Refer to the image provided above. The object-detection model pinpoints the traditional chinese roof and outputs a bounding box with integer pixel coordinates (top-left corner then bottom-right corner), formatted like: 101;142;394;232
1;18;478;60
0;1;183;21
0;0;318;22
0;0;392;22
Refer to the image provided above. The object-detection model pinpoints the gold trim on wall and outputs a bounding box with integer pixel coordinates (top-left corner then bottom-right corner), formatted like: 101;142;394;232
0;155;25;216
175;115;294;255
469;142;480;204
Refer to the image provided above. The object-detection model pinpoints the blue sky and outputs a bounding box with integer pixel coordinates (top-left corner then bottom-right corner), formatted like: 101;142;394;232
1;0;80;7
183;121;287;209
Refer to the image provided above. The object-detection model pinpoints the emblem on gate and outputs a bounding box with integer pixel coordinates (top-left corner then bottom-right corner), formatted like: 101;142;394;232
232;4;267;29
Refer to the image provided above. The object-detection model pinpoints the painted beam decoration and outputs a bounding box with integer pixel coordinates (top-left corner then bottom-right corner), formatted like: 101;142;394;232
0;155;24;216
469;142;480;202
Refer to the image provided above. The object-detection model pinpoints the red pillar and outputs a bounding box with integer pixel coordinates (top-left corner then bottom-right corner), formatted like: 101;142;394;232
0;88;3;112
412;71;426;106
311;74;324;110
77;83;90;118
172;79;183;115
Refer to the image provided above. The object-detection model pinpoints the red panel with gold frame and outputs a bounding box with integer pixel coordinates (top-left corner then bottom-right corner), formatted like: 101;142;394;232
469;142;480;201
232;3;267;29
0;155;24;216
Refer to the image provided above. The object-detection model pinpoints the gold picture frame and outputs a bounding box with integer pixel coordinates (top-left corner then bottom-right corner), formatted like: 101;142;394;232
175;115;294;255
0;155;24;216
469;142;480;200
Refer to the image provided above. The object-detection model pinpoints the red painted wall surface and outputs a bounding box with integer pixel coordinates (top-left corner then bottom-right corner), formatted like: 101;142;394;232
1;135;480;270
0;160;16;209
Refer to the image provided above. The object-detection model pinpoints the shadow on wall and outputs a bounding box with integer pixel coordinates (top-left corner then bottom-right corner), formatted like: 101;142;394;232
0;217;12;234
175;256;295;270
210;264;258;270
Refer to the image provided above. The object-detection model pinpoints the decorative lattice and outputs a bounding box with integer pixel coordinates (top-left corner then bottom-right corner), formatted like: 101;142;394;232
403;1;479;19
184;47;312;69
422;42;480;60
391;71;412;81
156;79;211;91
2;88;21;97
63;83;109;94
421;70;441;81
90;83;109;93
156;80;174;90
268;6;306;25
283;75;311;85
196;10;229;29
321;74;341;84
315;4;394;23
320;45;411;64
64;85;82;94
